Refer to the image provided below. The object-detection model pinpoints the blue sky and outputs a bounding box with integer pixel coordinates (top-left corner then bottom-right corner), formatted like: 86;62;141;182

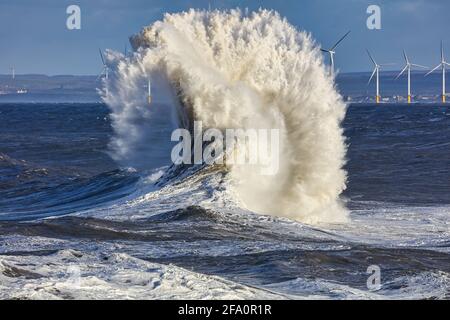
0;0;449;75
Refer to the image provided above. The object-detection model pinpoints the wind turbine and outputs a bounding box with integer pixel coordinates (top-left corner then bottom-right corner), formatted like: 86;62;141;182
321;31;351;74
97;49;109;81
10;66;15;80
147;76;152;105
425;41;450;103
367;50;394;104
395;50;428;104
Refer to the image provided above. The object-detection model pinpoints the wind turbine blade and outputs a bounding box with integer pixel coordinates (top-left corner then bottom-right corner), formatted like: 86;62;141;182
395;65;408;79
403;50;409;64
444;62;450;67
96;68;105;81
366;49;376;66
320;48;330;53
99;49;106;66
368;68;377;85
441;40;444;62
425;64;441;76
331;30;351;50
411;63;428;69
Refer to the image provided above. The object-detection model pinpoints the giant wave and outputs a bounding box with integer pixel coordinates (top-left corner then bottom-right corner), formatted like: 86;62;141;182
102;9;348;224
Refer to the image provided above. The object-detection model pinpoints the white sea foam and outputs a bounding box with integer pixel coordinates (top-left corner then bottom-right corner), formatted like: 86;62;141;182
0;250;281;300
1;248;448;300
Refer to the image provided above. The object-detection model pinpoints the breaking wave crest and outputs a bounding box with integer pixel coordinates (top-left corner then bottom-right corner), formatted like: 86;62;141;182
102;9;348;224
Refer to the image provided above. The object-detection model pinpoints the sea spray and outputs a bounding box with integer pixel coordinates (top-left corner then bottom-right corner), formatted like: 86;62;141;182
103;9;348;224
102;52;182;169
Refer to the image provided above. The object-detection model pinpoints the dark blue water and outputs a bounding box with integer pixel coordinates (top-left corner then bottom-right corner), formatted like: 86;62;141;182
0;103;137;221
343;103;450;206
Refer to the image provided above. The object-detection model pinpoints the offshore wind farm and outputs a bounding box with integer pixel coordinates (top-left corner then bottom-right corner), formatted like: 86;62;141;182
317;31;449;104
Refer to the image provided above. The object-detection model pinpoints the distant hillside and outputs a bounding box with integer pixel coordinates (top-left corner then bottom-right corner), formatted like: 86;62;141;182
0;74;99;91
0;74;101;102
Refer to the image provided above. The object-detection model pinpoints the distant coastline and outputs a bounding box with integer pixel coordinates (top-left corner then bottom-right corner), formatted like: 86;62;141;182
0;71;448;104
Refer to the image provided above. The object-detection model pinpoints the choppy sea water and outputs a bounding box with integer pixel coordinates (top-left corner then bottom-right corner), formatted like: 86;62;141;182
0;103;449;300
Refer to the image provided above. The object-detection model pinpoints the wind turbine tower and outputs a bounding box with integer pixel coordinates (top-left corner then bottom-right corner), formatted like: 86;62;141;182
395;50;428;104
425;41;450;103
367;50;394;103
147;77;152;105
